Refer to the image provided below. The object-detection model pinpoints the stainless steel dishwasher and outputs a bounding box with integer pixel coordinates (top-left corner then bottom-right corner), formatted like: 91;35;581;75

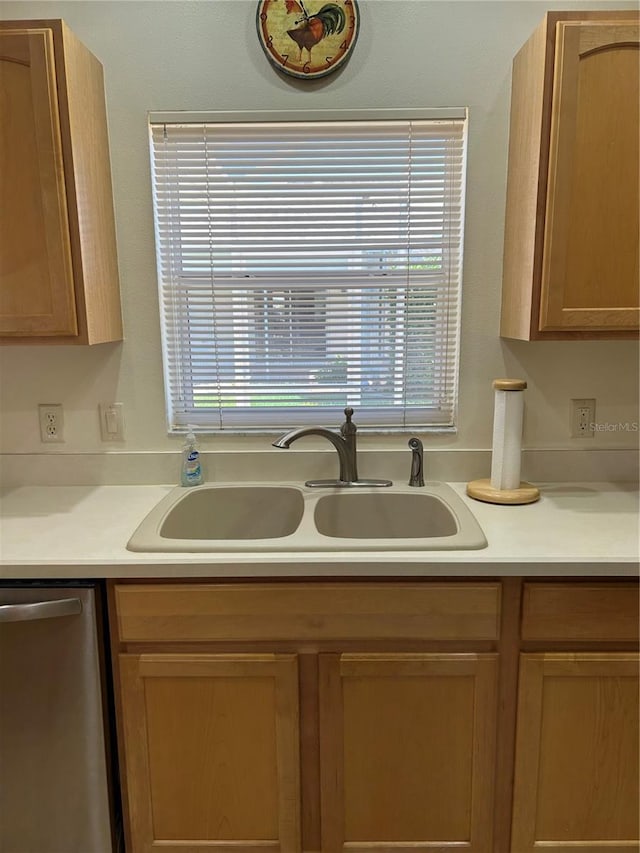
0;582;122;853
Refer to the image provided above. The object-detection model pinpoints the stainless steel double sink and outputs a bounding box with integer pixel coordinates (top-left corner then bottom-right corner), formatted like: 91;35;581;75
127;482;487;552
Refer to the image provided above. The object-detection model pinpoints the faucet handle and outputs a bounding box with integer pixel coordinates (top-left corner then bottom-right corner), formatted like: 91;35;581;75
341;407;357;436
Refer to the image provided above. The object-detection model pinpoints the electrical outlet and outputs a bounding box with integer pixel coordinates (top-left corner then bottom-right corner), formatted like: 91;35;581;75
570;398;595;438
38;404;64;443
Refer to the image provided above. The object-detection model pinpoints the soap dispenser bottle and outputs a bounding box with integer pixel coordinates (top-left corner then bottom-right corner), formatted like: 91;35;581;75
180;427;203;487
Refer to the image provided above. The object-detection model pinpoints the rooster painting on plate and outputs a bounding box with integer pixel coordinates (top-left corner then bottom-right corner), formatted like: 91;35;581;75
257;0;359;79
285;0;346;64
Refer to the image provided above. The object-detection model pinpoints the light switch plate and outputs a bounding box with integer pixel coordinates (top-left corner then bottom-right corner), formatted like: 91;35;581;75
99;402;125;441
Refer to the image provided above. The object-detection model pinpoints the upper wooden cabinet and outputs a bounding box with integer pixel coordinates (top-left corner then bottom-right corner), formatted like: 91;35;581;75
501;12;640;340
0;20;122;344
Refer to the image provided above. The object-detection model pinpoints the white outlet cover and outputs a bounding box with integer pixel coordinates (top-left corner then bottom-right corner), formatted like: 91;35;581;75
570;398;595;438
38;404;64;443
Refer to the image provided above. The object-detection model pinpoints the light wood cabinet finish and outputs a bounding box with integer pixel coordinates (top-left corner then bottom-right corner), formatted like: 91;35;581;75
319;652;498;852
501;12;640;340
113;582;502;853
522;582;640;642
0;28;76;335
511;653;640;853
114;581;501;643
118;653;301;852
111;579;639;853
0;20;122;344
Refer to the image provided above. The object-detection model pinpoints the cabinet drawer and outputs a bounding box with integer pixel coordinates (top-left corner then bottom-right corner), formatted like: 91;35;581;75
115;582;501;643
522;583;639;642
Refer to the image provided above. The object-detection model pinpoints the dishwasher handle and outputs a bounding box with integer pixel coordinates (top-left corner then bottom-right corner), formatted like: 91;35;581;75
0;597;83;623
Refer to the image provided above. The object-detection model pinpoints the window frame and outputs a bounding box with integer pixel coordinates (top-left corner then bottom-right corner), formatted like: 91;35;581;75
149;108;468;435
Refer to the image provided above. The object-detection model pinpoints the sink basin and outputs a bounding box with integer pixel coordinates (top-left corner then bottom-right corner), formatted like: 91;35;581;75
314;492;459;539
312;485;485;548
127;485;305;551
127;482;486;552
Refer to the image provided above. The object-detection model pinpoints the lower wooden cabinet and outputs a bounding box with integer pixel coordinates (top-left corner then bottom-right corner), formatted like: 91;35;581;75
111;580;638;853
117;649;499;853
319;652;498;852
118;653;301;852
113;582;501;852
511;653;640;853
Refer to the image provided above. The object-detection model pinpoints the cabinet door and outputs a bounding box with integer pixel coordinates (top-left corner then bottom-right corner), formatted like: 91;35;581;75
511;653;640;853
119;654;301;853
318;653;498;852
540;22;640;332
0;29;77;336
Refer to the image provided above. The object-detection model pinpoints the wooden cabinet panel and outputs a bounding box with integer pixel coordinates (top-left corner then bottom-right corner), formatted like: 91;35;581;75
522;583;639;642
0;28;77;335
0;20;121;344
540;22;640;332
114;582;501;644
118;653;301;852
318;653;498;852
511;653;640;853
501;11;640;340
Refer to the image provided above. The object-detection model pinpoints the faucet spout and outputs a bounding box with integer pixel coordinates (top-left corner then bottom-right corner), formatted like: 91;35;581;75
273;426;354;482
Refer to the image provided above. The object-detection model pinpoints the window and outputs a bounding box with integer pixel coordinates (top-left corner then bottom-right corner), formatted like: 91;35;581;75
149;109;467;431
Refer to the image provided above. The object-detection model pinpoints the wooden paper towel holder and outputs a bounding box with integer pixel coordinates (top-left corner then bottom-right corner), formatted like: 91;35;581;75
467;379;540;505
466;478;540;504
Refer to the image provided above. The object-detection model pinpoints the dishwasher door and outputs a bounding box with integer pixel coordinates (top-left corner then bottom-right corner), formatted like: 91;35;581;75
0;585;116;853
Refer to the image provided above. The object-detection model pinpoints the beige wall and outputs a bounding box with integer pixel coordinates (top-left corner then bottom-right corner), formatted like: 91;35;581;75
0;0;638;454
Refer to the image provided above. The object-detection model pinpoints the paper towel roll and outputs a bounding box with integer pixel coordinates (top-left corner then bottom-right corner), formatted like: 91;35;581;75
490;380;525;491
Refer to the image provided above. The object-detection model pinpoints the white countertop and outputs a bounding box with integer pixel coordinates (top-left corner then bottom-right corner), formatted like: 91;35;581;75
0;482;637;578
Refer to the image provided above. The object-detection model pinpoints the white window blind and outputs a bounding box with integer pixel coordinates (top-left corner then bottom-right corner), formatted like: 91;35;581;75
149;111;467;431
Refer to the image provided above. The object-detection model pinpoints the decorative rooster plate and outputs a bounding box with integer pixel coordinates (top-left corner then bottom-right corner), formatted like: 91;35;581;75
257;0;359;79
